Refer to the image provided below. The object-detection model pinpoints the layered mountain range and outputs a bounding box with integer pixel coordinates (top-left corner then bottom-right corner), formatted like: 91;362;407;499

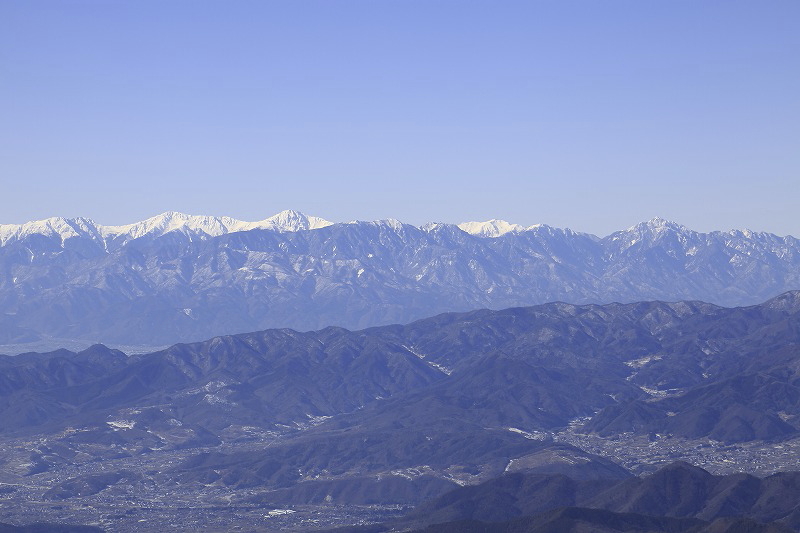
3;293;800;530
2;211;799;347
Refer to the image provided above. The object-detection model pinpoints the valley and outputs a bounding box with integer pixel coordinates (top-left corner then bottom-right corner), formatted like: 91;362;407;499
2;293;800;530
7;1;798;529
2;418;800;531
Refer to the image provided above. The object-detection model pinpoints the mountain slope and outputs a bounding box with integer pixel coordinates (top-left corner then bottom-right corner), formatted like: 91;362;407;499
5;293;800;440
399;463;800;532
3;293;800;503
3;295;800;529
2;213;800;346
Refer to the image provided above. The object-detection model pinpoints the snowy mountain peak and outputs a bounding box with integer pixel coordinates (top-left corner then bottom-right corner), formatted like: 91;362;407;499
100;212;231;240
458;219;527;238
603;218;689;248
0;216;99;244
344;218;409;232
626;217;689;236
421;222;450;232
379;218;405;232
261;210;333;232
103;210;334;238
602;217;699;251
0;210;334;246
3;212;799;347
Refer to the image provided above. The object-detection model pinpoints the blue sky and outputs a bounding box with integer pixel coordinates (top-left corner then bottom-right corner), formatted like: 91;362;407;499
2;1;798;236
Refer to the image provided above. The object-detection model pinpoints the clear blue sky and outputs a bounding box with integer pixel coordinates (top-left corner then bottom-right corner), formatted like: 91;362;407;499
2;1;798;236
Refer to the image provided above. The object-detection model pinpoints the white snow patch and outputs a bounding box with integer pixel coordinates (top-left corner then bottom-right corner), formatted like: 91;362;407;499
403;344;451;374
389;465;434;480
506;427;549;440
265;509;296;517
403;345;426;359
458;219;533;238
639;386;683;398
202;393;236;406
428;361;452;375
107;419;135;430
624;355;663;368
306;413;332;425
625;355;663;382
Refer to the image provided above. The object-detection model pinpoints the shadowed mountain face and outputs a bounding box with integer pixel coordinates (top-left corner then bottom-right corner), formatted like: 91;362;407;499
397;462;800;532
6;292;800;445
1;293;800;510
1;295;800;530
398;510;793;533
2;214;800;345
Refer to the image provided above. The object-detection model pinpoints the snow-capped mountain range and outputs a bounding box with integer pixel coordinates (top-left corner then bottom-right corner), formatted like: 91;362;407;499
0;210;546;248
1;210;799;347
0;210;334;246
456;218;539;237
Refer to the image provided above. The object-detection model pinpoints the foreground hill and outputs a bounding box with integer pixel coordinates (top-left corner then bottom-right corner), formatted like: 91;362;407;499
5;292;800;444
3;294;800;529
2;211;800;345
399;509;792;533
391;462;800;532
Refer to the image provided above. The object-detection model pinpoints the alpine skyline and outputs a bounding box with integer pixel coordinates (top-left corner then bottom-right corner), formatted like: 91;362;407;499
2;1;798;236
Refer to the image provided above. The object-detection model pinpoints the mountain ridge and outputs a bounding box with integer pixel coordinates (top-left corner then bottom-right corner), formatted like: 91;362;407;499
394;462;800;532
0;209;335;246
2;211;795;244
3;294;800;530
2;212;800;347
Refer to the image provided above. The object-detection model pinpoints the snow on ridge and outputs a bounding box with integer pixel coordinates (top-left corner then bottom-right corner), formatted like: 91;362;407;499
0;210;334;245
4;213;790;245
99;212;231;239
0;216;101;245
625;217;690;235
343;218;409;232
261;209;333;232
457;219;541;238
